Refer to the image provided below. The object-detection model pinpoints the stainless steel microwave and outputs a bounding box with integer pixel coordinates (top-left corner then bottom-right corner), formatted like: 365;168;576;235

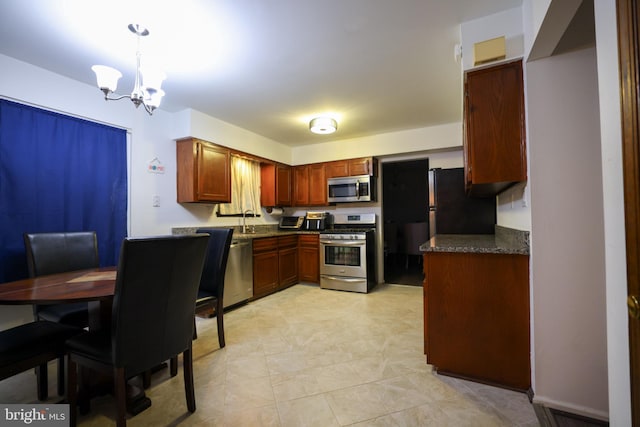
327;175;376;203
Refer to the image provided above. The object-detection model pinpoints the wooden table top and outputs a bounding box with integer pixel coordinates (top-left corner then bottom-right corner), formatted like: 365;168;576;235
0;267;117;305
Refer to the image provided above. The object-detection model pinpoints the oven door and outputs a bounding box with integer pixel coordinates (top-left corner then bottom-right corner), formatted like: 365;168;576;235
319;237;367;278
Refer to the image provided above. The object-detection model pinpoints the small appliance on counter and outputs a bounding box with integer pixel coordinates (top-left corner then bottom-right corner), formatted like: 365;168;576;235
278;216;304;230
304;211;332;231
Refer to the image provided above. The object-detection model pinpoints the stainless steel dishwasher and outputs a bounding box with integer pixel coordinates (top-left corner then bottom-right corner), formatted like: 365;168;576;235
223;238;253;308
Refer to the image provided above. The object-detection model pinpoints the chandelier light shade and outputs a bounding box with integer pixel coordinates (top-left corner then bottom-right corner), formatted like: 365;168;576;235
309;117;338;134
92;24;166;115
91;65;122;93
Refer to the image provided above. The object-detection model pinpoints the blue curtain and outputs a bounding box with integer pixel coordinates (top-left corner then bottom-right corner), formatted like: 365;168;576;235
0;100;127;282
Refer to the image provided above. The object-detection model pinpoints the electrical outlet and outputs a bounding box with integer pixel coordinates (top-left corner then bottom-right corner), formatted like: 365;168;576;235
152;196;160;207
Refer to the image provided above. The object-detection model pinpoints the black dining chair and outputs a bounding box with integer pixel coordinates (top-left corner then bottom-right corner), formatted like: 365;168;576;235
194;228;234;347
0;321;84;400
167;228;233;378
23;231;99;400
65;234;210;427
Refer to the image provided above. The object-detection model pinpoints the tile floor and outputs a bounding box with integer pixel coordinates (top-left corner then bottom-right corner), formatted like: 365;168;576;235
0;283;540;426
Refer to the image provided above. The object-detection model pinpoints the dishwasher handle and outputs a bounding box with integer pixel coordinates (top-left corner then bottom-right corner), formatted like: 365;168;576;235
230;240;250;249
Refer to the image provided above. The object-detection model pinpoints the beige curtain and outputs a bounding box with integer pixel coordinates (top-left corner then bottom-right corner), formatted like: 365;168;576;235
218;155;262;215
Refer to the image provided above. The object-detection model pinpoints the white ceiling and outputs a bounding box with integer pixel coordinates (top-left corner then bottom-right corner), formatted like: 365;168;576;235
0;0;522;146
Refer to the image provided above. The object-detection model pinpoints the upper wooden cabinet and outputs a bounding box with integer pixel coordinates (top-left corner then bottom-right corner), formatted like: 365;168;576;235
464;60;526;196
325;158;377;178
325;160;349;179
260;163;291;207
292;165;310;206
308;163;327;205
293;164;327;206
348;157;377;176
176;138;231;203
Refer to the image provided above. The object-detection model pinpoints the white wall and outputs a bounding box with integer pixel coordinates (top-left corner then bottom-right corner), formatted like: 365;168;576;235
291;122;462;165
175;109;292;165
594;0;632;424
527;46;608;419
523;0;630;422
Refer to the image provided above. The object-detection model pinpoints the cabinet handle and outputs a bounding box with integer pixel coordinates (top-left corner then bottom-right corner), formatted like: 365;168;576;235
628;295;640;319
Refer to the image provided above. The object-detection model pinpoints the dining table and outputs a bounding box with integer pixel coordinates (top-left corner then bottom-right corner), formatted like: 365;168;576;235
0;267;116;329
0;266;152;415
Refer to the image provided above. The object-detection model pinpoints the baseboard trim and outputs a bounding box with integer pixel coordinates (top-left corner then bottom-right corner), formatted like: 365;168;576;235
532;403;609;426
533;403;557;427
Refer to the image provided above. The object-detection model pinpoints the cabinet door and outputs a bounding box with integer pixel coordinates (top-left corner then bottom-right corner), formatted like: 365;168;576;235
325;160;349;178
465;60;526;195
253;251;278;298
260;163;277;207
308;163;327;206
276;164;292;206
176;138;231;203
253;238;279;298
260;163;292;207
348;157;376;176
197;143;231;202
298;235;319;283
292;165;309;206
278;247;298;289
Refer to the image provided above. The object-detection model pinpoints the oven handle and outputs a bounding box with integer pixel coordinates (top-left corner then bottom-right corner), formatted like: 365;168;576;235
319;240;366;246
322;275;365;283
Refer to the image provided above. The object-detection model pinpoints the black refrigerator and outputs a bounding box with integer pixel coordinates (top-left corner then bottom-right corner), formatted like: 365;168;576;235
428;168;496;237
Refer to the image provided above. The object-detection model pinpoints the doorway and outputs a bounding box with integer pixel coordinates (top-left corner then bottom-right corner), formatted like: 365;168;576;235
382;159;429;286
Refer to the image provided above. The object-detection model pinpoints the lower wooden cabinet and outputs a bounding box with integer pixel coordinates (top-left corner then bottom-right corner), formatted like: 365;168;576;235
423;251;530;391
252;235;300;299
278;235;298;289
298;234;319;283
253;237;279;299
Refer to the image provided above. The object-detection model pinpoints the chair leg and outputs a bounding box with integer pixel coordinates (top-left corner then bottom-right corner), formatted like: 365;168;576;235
170;357;178;377
183;348;196;413
114;367;127;427
192;317;198;340
142;371;151;389
36;363;48;401
67;357;77;427
78;366;91;415
57;356;65;396
216;299;225;348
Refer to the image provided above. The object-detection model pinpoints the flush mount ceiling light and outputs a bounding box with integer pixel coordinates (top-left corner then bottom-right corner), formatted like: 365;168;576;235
309;117;338;135
92;24;166;115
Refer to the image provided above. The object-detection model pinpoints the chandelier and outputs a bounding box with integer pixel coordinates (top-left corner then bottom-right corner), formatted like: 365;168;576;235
91;24;166;115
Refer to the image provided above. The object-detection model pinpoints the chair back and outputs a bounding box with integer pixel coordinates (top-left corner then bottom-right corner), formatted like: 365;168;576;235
111;234;210;376
24;232;99;277
195;228;234;299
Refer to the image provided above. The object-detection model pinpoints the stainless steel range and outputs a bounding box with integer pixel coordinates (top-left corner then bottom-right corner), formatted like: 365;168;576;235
320;213;376;293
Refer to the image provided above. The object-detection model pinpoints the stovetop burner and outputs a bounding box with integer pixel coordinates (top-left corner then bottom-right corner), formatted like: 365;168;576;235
321;213;376;239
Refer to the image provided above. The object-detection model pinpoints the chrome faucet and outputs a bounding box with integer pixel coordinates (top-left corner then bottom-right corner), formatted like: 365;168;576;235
242;209;255;234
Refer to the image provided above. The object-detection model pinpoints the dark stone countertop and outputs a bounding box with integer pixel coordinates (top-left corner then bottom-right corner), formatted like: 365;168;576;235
172;225;319;240
419;226;529;255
